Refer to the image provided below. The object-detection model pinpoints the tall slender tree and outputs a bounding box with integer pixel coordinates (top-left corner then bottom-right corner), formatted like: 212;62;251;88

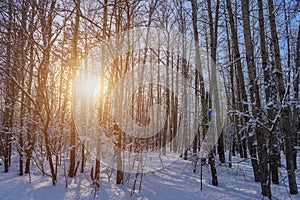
241;1;270;197
225;0;260;182
205;0;221;186
68;0;81;178
267;0;298;194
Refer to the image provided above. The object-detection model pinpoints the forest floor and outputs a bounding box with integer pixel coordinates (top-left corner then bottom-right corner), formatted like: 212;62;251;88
0;153;300;200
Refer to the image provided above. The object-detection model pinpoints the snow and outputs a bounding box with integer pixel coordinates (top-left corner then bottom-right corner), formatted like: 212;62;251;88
0;154;300;200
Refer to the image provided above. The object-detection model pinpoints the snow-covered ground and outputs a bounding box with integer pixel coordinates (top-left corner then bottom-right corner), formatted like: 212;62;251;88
0;155;300;200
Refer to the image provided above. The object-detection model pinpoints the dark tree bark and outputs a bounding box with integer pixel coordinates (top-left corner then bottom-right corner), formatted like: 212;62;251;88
2;1;13;173
18;0;29;176
190;0;206;155
206;0;225;164
267;0;297;194
225;0;260;182
192;0;220;186
36;0;57;185
224;9;239;158
293;23;300;170
208;151;218;186
115;126;124;185
283;0;297;171
241;1;270;197
24;1;37;174
69;0;81;178
257;0;280;185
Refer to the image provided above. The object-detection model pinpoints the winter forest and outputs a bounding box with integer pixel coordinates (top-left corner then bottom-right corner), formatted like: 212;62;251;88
0;0;299;199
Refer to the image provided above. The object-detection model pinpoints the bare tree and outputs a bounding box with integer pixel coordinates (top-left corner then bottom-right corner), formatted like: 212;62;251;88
1;1;14;173
241;0;270;197
225;0;260;182
267;0;298;195
68;0;81;178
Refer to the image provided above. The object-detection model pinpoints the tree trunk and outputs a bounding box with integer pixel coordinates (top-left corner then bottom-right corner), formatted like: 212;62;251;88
293;23;300;170
18;0;29;176
69;0;81;178
25;2;37;174
225;0;259;181
190;0;206;134
37;0;57;185
200;0;221;184
267;0;298;194
115;126;124;185
283;0;297;171
2;1;14;173
208;151;218;186
241;0;270;197
257;0;280;185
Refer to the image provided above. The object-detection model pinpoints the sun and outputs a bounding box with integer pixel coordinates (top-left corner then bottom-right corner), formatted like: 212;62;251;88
76;73;99;98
